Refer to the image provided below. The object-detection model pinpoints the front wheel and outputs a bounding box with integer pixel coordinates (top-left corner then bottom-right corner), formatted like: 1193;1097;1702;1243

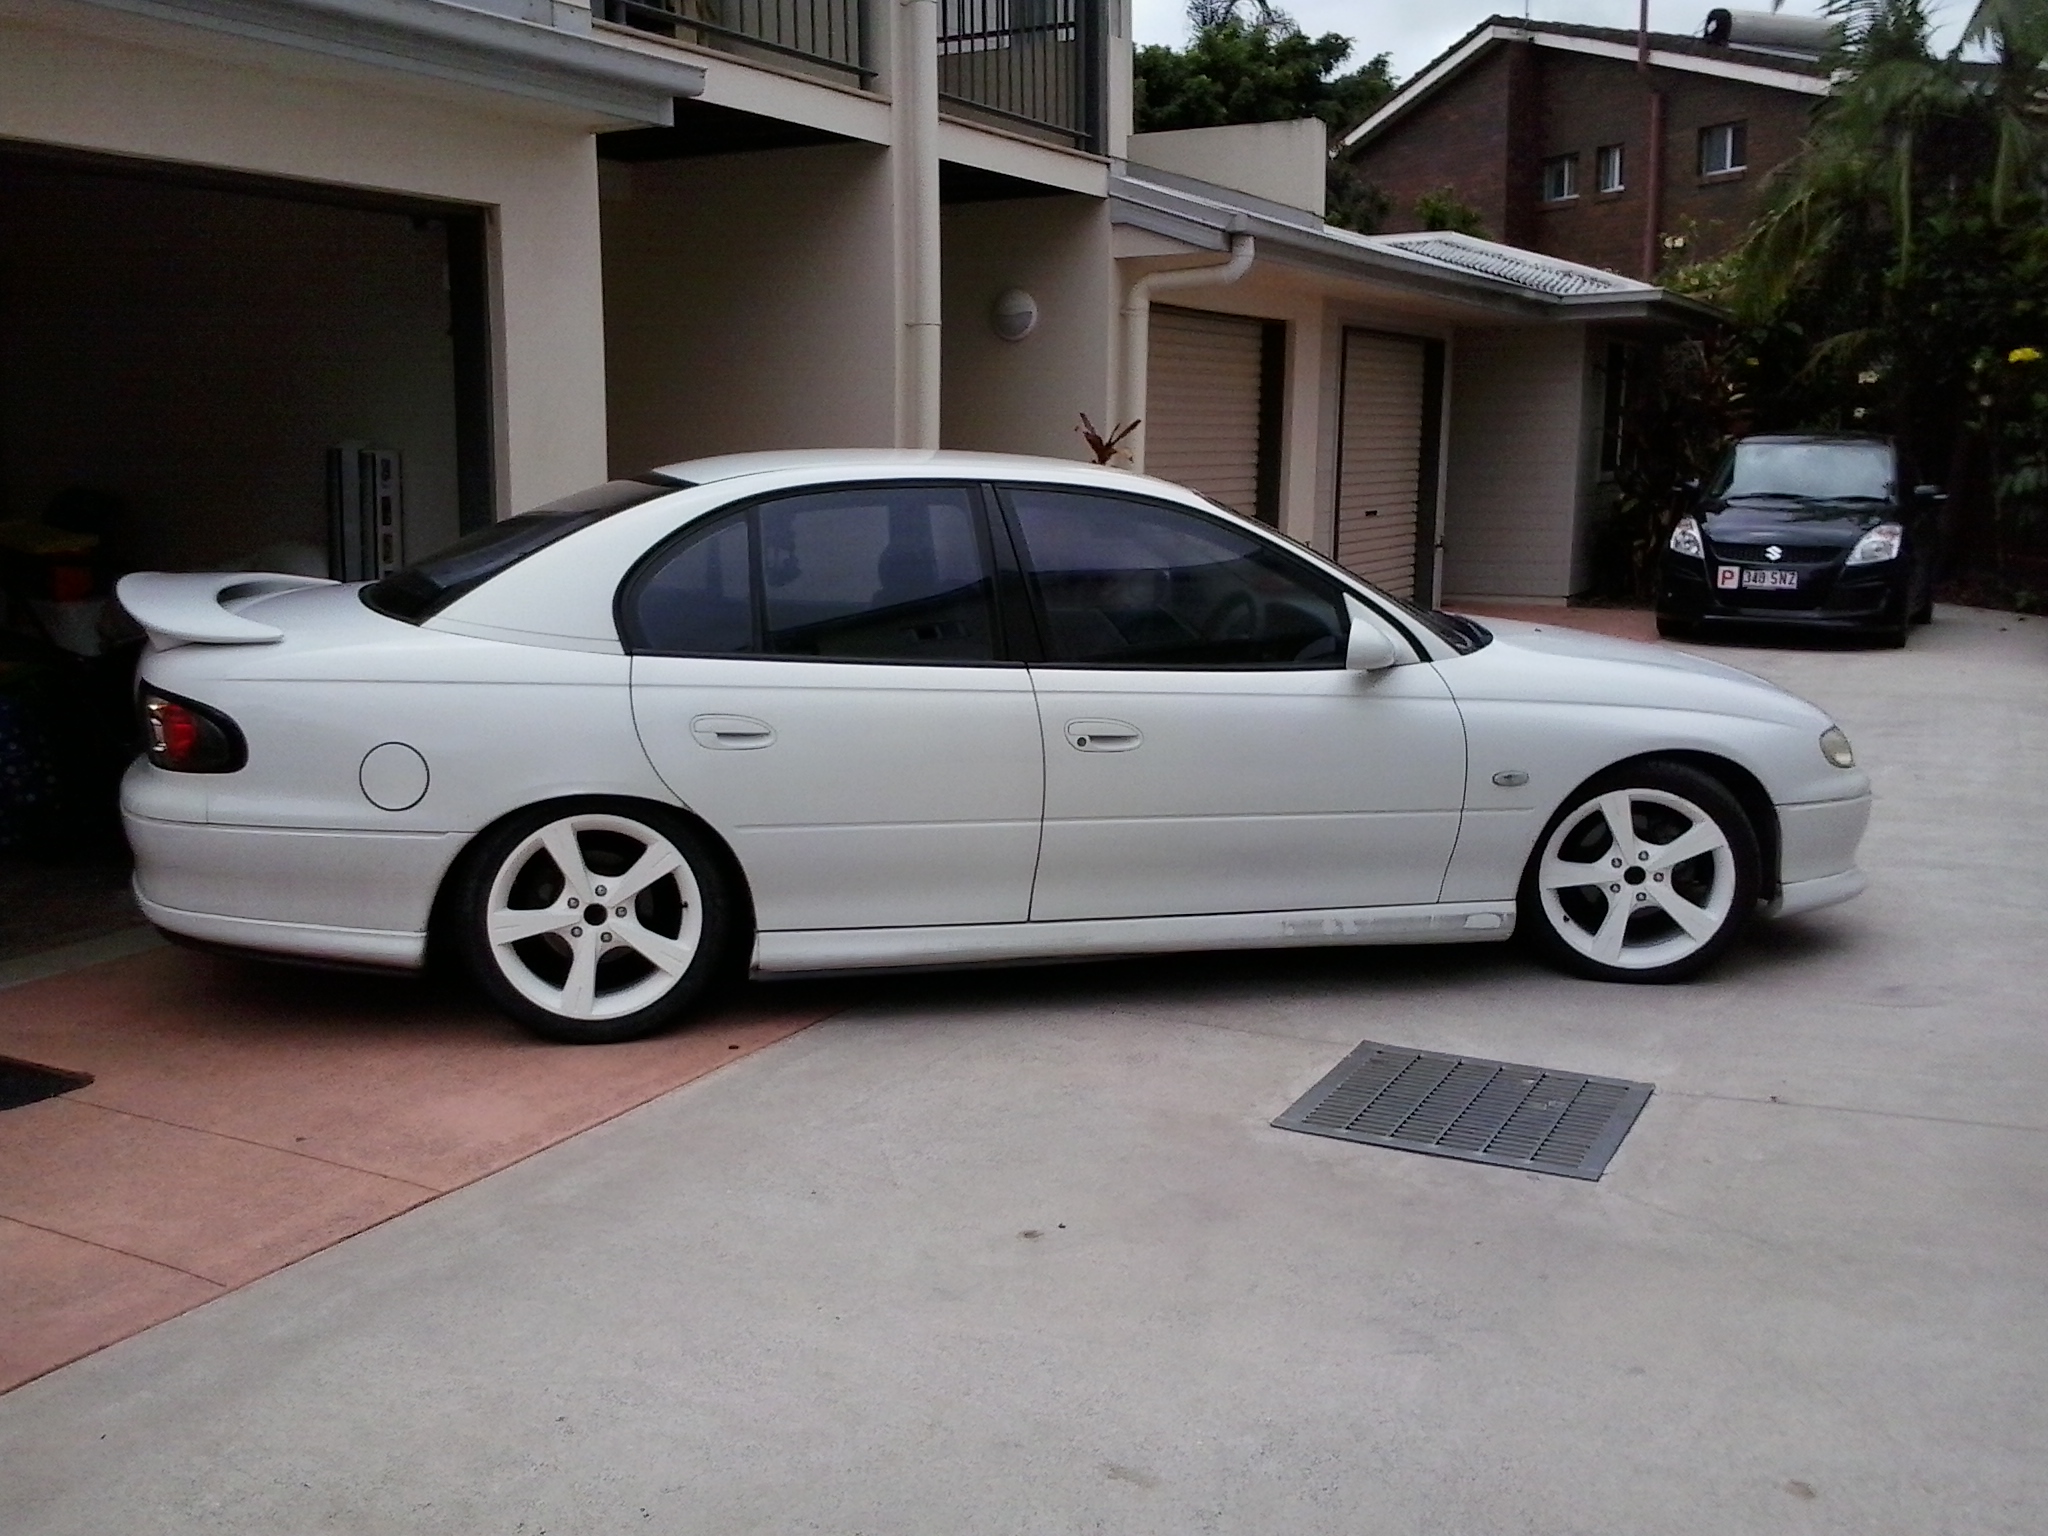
1518;762;1760;984
453;801;735;1043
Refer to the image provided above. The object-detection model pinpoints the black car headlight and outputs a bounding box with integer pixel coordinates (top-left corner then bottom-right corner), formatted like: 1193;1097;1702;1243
1668;515;1705;559
1846;523;1904;566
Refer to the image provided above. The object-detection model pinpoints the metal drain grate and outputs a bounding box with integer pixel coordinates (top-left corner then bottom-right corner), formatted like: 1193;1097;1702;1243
0;1056;93;1113
1273;1041;1652;1180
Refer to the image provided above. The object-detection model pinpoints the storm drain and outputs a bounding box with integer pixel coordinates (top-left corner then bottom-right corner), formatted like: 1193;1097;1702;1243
1273;1041;1652;1181
0;1056;93;1113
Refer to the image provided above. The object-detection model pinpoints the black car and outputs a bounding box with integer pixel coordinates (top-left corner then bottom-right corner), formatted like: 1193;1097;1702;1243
1656;434;1940;646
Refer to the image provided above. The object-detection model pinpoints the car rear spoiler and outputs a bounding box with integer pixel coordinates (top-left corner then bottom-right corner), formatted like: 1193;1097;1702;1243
115;572;337;646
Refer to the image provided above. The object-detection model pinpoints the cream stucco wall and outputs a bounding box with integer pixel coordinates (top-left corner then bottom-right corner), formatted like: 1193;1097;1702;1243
599;144;898;468
0;11;609;516
1441;325;1594;600
1126;120;1328;217
940;196;1113;460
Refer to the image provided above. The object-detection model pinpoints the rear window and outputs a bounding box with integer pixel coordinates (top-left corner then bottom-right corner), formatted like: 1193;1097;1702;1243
362;475;688;624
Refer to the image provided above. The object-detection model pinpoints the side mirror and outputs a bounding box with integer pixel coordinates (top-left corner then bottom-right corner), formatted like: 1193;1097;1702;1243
1343;596;1401;672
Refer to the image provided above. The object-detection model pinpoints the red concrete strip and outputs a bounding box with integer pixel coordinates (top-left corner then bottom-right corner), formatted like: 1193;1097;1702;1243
0;1216;223;1391
0;1096;434;1287
0;948;841;1391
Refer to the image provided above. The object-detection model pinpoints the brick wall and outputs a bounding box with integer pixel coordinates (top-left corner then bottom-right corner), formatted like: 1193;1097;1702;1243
1348;46;1519;241
1353;40;1818;278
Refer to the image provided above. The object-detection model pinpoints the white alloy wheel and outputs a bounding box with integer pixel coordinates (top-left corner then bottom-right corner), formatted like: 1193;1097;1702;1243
474;809;712;1037
1522;763;1760;983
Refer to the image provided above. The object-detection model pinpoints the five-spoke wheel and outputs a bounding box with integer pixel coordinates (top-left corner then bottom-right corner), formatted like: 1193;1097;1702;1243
1518;761;1759;983
454;801;732;1043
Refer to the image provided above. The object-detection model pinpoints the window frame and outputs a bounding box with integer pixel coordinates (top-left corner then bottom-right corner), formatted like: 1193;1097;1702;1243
990;482;1357;673
1540;153;1579;203
614;479;1020;667
1595;143;1625;194
1699;121;1747;177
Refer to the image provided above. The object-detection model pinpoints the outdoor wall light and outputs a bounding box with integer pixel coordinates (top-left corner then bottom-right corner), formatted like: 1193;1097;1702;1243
991;288;1038;341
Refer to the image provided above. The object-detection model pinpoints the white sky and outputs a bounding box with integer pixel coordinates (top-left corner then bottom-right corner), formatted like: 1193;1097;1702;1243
1126;0;1974;80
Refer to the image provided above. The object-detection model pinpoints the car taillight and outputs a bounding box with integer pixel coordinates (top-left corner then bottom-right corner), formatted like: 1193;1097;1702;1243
140;686;246;773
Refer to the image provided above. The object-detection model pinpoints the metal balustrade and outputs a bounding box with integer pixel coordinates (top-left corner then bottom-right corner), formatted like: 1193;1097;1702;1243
592;0;1104;151
595;0;872;84
938;0;1101;151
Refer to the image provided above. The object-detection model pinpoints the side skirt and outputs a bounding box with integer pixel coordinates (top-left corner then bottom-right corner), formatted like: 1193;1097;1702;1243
753;902;1517;976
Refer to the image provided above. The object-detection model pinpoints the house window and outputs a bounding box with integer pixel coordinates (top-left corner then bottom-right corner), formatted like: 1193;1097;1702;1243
1540;154;1579;202
1699;121;1747;176
1596;144;1625;193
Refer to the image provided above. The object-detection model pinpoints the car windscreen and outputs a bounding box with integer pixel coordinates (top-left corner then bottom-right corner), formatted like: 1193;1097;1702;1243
362;475;690;624
1711;441;1894;502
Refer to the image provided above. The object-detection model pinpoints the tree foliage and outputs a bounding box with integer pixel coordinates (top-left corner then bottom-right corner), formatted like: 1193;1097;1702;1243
1412;186;1488;236
1133;0;1395;232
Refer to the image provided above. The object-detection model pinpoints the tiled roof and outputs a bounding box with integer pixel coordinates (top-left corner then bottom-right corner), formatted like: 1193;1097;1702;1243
1368;232;1642;297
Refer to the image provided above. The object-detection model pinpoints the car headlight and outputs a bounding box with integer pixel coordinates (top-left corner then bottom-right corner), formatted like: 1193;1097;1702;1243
1668;515;1704;559
1846;523;1904;565
1819;726;1855;769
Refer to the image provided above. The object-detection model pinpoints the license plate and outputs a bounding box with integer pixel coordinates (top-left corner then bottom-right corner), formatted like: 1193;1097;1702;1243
1717;566;1800;591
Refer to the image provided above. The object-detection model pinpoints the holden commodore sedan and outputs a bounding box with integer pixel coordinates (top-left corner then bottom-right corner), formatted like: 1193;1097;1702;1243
1657;433;1940;645
118;452;1871;1043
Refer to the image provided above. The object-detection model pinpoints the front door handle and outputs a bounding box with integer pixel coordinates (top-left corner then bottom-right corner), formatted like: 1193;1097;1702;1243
1066;719;1141;752
690;714;776;750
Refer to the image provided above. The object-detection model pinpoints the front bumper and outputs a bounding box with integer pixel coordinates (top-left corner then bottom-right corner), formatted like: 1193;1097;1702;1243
1763;791;1872;918
1659;555;1906;630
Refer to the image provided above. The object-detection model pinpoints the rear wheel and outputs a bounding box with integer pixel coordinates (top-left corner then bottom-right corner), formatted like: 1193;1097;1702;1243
1518;761;1760;984
454;801;734;1044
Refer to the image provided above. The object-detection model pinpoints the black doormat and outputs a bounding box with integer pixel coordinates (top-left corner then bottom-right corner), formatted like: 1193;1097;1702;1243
0;1055;93;1112
1273;1040;1652;1181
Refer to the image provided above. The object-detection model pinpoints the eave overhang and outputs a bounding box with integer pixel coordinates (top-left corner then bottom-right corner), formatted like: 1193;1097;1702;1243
66;0;706;126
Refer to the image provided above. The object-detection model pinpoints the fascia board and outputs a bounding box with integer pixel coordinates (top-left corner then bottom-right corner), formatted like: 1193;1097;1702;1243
1341;24;1827;150
70;0;706;125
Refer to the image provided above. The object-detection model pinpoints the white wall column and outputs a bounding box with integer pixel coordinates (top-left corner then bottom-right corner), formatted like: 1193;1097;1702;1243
892;0;942;448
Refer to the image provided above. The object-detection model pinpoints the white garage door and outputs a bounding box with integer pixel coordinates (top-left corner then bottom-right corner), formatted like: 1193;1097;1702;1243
1146;307;1268;520
1335;330;1429;598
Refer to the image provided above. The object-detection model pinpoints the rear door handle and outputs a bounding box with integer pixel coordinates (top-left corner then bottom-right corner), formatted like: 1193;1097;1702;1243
1065;719;1141;752
690;714;776;750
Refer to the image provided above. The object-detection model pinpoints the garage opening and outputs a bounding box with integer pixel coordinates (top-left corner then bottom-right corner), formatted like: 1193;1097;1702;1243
0;144;495;964
1145;306;1285;525
1334;328;1444;601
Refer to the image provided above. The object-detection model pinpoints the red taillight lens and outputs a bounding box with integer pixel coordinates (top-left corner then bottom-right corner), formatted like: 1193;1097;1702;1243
140;688;245;773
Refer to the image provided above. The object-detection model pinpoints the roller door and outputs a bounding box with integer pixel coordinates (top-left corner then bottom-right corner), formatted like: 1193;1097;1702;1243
1146;307;1276;522
1335;330;1431;598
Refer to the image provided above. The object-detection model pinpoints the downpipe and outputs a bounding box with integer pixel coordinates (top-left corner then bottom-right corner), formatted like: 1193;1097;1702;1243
1117;231;1254;473
895;0;942;448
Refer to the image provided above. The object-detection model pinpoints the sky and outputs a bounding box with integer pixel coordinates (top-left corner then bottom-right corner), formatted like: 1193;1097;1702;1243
1126;0;1975;80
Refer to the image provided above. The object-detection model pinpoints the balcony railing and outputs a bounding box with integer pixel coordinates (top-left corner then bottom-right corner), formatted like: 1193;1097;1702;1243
938;0;1101;152
595;0;872;85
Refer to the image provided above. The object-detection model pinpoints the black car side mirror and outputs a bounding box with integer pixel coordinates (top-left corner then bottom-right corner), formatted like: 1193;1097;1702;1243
1914;484;1948;501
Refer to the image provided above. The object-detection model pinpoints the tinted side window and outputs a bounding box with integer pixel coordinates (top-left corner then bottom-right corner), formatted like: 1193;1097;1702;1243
630;513;755;655
624;486;999;663
1007;488;1344;667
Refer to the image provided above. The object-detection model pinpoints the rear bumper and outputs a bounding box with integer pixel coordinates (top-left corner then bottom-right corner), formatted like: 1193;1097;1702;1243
136;892;426;970
125;811;460;971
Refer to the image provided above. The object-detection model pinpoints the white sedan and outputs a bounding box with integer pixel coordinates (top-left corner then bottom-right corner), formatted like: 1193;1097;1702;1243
118;452;1871;1043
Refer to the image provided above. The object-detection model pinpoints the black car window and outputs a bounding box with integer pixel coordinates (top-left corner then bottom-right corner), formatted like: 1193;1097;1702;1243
364;475;687;623
1712;442;1895;502
624;485;1000;663
1004;488;1344;667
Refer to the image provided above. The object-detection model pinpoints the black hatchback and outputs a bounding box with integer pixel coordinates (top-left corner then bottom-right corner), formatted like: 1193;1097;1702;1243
1656;434;1940;645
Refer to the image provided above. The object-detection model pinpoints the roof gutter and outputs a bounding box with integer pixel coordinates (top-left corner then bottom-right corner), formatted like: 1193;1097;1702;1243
69;0;707;125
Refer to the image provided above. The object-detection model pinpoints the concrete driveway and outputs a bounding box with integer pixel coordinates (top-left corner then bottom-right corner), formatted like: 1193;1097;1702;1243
3;607;2044;1535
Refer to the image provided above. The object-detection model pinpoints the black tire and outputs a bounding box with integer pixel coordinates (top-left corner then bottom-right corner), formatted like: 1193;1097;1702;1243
1655;615;1696;641
452;798;737;1044
1912;593;1935;625
1518;760;1761;984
